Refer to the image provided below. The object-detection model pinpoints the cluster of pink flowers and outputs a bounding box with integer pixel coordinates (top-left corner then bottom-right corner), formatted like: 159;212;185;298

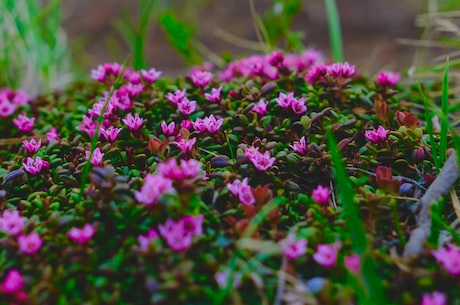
312;185;331;205
140;68;162;83
91;62;123;82
165;89;197;115
431;244;460;275
0;88;29;118
158;215;204;252
0;210;26;236
1;269;28;302
252;99;268;116
290;136;307;155
421;291;446;305
68;223;96;245
306;62;356;85
193;114;224;133
279;234;308;260
77;115;98;138
364;125;390;143
227;177;255;206
22;138;41;155
45;127;60;142
275;92;307;114
244;145;276;172
22;156;49;175
157;158;203;181
135;174;174;206
13;113;35;133
376;71;400;87
204;87;222;103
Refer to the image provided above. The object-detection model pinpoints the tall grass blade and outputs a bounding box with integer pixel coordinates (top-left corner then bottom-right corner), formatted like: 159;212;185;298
327;133;385;305
324;0;344;62
440;57;450;165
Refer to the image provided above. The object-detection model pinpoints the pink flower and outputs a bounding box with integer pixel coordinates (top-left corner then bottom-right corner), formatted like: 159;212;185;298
290;136;307;154
134;174;174;206
22;156;49;175
377;71;400;87
226;177;255;206
275;92;306;114
251;150;276;171
276;92;295;109
165;89;186;105
100;126;123;142
13;114;35;133
327;62;356;79
90;62;122;82
365;125;390;143
67;224;96;245
204;87;222;103
432;245;460;275
344;254;360;274
0;88;29;106
127;71;141;84
252;99;268;116
85;147;104;166
125;82;144;97
158;215;204;252
312;185;330;205
137;229;159;252
291;98;307;114
192;118;207;133
244;145;259;163
18;231;42;255
176;98;197;115
0;210;26;236
1;269;24;294
45;128;60;142
157;158;202;181
190;70;214;88
306;63;328;84
172;137;196;154
76;115;98;138
181;119;193;130
0;95;17;118
313;244;338;268
279;234;308;260
22;138;41;154
122;113;145;131
141;68;162;83
421;291;446;305
114;88;133;111
202;115;224;133
160;121;176;136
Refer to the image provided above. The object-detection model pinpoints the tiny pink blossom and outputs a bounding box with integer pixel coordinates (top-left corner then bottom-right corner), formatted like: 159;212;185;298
190;70;214;88
244;145;260;163
122;113;145;131
365;125;390;143
203;115;224;133
160;121;176;136
76;115;98;138
13;114;35;133
172;137;196;154
134;174;174;206
327;62;356;79
137;229;160;252
157;158;203;181
100;126;123;142
45;128;60;142
180;119;193;130
252;99;268;116
67;224;96;245
114;88;133;111
1;269;24;295
421;291;446;305
180;215;205;236
226;178;246;196
18;231;42;255
291;97;307;114
344;254;360;274
88;99;114;119
0;210;26;236
279;234;308;260
85;147;104;167
158;215;203;252
251;150;276;171
165;89;187;105
312;185;330;205
276;92;295;109
141;68;162;83
192;118;208;133
377;71;400;87
226;177;255;206
306;63;328;84
204;87;222;103
127;71;141;84
22;156;49;175
313;244;338;268
124;82;144;97
22;138;41;154
290;136;307;155
432;245;460;276
0;95;16;118
90;62;122;82
176;98;197;115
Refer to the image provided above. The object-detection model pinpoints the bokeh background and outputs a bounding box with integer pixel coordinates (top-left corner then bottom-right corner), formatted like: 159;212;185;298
61;0;422;76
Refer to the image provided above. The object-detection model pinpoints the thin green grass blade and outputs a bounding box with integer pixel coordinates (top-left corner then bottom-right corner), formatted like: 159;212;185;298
324;0;344;62
327;133;386;305
440;57;450;165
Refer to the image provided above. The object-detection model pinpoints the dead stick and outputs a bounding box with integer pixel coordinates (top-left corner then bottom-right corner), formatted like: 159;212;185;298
403;152;459;258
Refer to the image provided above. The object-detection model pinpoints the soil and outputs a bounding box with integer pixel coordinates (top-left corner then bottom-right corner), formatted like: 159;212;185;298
61;0;422;76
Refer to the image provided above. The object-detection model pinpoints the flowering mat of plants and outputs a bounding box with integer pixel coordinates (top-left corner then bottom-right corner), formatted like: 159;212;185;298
0;49;458;305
